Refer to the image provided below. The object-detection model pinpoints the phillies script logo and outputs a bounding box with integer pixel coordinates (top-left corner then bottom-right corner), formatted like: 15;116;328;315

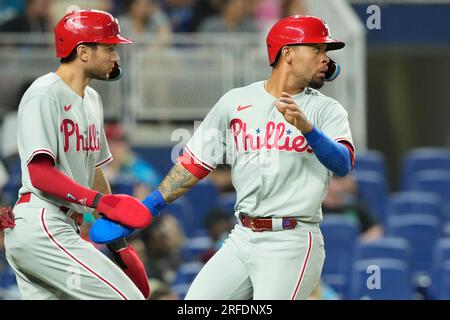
229;118;313;153
60;119;100;152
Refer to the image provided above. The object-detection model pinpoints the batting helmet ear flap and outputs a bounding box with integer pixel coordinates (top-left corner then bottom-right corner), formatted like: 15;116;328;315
106;62;122;81
324;59;341;82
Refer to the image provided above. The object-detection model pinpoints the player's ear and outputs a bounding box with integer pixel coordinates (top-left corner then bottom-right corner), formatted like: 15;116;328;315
77;44;90;62
282;46;293;64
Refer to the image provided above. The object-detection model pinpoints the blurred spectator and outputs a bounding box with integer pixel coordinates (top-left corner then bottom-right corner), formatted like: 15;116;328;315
188;0;222;32
148;278;179;300
118;0;172;46
161;0;193;33
322;176;384;241
198;0;259;33
280;0;308;17
140;214;185;283
103;122;162;200
50;1;113;27
199;207;236;263
0;0;50;32
0;0;25;25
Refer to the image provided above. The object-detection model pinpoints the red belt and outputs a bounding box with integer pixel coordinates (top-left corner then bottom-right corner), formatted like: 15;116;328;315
17;193;83;226
239;213;297;232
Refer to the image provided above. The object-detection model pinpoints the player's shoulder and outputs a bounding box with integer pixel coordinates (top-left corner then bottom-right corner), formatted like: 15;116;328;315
20;73;61;103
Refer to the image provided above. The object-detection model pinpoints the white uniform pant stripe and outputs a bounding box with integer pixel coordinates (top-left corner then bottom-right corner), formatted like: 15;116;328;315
39;208;128;300
291;231;313;300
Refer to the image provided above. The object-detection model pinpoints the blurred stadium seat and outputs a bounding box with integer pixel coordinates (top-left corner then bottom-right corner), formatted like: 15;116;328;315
348;258;414;300
401;148;450;190
437;261;450;300
354;170;389;224
386;214;440;282
183;179;219;227
354;150;388;178
320;215;359;298
180;235;212;262
409;170;450;224
386;191;444;224
354;237;412;266
429;239;450;299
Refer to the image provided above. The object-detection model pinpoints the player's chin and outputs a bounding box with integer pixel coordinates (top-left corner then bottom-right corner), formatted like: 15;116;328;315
308;77;325;89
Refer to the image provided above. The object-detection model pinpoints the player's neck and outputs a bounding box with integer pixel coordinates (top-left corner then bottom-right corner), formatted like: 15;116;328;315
55;64;90;98
266;69;306;98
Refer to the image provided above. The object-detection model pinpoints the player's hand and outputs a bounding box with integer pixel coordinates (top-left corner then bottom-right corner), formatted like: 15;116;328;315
275;92;313;133
93;194;153;229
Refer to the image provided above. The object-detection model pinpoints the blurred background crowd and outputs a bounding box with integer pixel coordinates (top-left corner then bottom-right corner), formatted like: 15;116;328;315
1;0;450;300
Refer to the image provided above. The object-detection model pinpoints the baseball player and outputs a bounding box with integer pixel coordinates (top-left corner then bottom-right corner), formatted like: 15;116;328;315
91;15;355;300
0;10;155;300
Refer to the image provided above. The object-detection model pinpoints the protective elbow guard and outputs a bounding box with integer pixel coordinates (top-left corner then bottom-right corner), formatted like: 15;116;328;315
108;239;151;299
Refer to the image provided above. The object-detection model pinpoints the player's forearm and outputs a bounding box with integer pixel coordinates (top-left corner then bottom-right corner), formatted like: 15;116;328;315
91;168;111;219
157;163;200;204
303;127;353;176
28;155;99;206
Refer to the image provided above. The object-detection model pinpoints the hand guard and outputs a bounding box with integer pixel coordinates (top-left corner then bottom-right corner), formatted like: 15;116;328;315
93;194;152;229
108;238;151;299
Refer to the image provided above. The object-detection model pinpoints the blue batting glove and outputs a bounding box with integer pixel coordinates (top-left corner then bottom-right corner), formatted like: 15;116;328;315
89;217;135;244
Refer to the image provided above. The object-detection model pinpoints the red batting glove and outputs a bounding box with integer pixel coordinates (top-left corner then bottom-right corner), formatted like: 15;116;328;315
93;194;153;229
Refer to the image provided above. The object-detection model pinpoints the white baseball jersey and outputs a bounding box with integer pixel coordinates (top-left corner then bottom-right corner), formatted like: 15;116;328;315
17;72;113;214
185;80;354;222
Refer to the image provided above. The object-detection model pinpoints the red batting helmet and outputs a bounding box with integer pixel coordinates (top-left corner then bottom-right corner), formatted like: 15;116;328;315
54;9;133;58
266;15;345;66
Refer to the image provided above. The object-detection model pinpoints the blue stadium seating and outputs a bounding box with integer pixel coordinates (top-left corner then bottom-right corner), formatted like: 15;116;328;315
437;261;450;299
320;215;359;298
348;258;414;300
183;179;219;225
386;214;440;277
354;237;413;266
180;235;212;262
429;239;450;299
354;150;388;178
386;191;443;223
354;171;389;224
401;148;450;190
409;170;450;223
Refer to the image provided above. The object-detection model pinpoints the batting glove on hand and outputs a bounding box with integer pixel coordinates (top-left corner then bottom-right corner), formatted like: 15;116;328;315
92;193;153;229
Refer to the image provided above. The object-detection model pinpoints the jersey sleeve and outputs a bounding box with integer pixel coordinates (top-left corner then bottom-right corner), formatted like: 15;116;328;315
181;95;228;176
317;101;355;165
18;94;59;164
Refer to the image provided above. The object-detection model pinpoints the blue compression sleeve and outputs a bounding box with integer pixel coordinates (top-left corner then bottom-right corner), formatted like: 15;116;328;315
303;127;352;176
